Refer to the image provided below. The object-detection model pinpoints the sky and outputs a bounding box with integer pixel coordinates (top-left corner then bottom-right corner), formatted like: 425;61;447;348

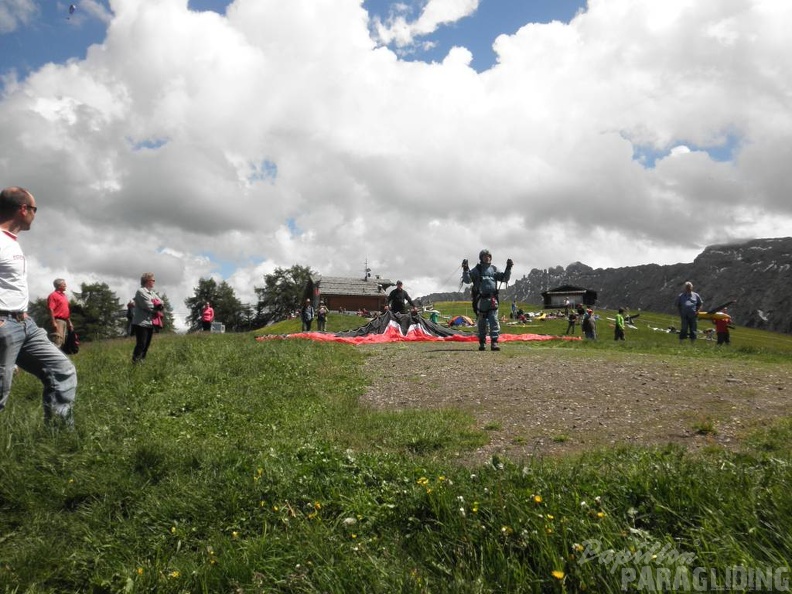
1;0;790;329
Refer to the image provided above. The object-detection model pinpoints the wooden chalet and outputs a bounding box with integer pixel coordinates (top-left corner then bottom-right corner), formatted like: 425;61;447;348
541;285;598;309
305;275;395;312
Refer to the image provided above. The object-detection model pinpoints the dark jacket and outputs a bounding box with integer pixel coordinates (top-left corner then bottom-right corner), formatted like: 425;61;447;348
388;287;414;314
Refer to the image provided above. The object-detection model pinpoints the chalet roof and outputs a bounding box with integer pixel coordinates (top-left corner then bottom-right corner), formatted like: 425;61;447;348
313;276;395;297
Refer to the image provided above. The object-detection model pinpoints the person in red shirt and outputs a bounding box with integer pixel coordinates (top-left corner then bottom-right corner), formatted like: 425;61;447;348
201;302;215;331
713;310;732;345
47;278;73;348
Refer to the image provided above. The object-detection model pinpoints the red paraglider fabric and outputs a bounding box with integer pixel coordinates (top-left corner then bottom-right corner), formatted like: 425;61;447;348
256;310;580;345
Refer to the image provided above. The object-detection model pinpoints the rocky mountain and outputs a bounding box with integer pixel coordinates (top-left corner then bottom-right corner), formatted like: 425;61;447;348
419;237;792;334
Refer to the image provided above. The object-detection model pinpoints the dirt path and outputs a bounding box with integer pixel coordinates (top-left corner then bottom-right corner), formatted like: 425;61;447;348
360;343;792;463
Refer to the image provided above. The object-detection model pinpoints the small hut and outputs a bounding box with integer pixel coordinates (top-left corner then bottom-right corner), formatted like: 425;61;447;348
541;285;598;309
305;275;395;312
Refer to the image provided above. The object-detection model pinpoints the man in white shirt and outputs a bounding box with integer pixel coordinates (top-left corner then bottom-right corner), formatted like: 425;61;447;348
0;187;77;426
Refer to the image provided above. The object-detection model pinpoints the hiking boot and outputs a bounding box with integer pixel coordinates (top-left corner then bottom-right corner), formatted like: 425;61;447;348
491;342;500;351
478;343;486;351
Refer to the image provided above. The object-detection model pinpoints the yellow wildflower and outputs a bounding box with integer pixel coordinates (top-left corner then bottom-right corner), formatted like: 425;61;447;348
552;570;565;580
533;494;542;504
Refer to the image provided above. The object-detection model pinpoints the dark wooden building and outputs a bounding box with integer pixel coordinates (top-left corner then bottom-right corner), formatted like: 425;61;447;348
304;275;395;312
541;285;598;309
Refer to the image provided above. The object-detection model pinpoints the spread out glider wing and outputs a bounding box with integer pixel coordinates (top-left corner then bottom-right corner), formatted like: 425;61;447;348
256;310;581;345
698;299;736;320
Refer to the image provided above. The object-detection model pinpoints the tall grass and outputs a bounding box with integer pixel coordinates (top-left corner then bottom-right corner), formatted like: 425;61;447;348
1;327;790;593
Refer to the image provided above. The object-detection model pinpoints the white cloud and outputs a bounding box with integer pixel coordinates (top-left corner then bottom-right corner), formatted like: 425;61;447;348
1;0;791;329
0;0;37;34
372;0;479;48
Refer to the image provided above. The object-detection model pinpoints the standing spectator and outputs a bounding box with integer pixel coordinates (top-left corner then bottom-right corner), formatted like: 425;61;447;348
581;308;597;340
511;299;517;319
387;281;414;314
675;281;703;342
614;308;626;341
47;278;73;348
126;300;135;336
301;298;314;331
131;272;163;363
713;310;731;346
316;301;328;332
462;249;512;351
0;187;77;426
565;310;577;335
201;302;215;332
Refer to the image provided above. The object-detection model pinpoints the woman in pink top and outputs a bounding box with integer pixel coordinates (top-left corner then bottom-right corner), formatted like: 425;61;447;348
201;302;215;332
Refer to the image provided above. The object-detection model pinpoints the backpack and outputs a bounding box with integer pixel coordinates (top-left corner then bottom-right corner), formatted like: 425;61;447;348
62;330;80;355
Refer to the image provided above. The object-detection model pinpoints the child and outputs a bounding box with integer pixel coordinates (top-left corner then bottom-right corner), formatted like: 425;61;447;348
713;311;731;345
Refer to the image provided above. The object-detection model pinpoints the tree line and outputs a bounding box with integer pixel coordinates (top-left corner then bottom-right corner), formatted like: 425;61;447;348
29;265;314;342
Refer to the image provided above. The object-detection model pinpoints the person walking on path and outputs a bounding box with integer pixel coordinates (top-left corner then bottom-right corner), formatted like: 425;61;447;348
675;281;703;342
131;272;163;363
47;278;73;348
0;187;77;426
462;249;512;351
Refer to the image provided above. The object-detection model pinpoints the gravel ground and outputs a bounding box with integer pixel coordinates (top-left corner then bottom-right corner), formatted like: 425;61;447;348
359;342;792;463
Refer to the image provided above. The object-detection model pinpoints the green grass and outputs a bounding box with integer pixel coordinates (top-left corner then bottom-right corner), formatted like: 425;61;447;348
1;320;791;593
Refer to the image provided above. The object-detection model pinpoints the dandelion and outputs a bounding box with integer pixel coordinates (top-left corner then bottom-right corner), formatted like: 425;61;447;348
313;501;322;510
169;570;180;578
170;526;177;534
417;477;429;486
552;570;565;580
533;494;543;504
572;543;585;553
597;512;606;519
136;567;144;576
501;526;513;535
232;531;239;539
546;514;554;520
472;501;479;513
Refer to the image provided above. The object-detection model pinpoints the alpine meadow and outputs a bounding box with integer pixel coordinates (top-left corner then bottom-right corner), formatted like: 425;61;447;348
1;308;791;593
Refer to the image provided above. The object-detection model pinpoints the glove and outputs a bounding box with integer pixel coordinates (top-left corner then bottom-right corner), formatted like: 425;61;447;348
506;258;513;269
462;259;469;271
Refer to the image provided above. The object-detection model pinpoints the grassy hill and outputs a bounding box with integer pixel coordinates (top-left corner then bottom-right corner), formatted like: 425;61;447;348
1;314;791;592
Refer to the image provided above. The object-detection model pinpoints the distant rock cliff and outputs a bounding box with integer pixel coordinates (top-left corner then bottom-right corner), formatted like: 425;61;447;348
419;237;792;334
